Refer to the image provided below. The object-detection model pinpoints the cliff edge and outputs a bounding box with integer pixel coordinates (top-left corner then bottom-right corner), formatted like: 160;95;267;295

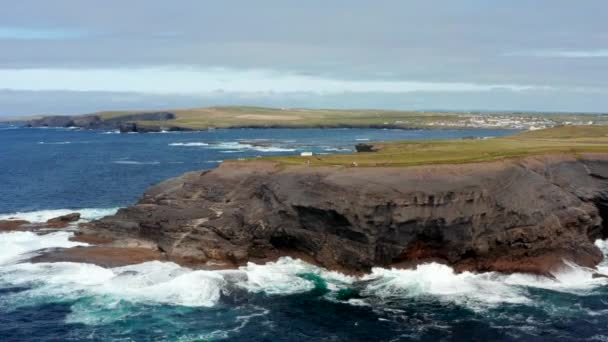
83;154;608;275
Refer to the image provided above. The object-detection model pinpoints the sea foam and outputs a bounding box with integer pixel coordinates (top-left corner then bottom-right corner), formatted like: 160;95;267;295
169;142;209;146
0;207;119;223
0;229;607;323
0;231;86;265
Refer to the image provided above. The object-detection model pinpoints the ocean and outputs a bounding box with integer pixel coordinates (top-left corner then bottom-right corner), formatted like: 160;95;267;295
1;123;607;341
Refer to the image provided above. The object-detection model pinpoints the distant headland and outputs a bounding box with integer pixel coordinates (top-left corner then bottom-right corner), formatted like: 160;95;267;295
10;106;608;132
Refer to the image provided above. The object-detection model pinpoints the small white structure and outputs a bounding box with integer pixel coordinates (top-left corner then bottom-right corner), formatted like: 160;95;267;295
300;152;313;157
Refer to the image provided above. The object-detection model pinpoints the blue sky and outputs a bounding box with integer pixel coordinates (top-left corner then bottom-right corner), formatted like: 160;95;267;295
1;0;607;116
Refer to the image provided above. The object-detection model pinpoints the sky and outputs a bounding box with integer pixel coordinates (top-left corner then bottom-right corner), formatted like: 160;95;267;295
1;0;607;116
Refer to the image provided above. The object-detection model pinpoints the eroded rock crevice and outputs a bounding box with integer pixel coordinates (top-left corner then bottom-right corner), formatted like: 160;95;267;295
593;196;608;239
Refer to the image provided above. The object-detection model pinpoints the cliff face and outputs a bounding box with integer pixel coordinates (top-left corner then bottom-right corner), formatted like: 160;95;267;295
25;112;178;132
85;154;608;275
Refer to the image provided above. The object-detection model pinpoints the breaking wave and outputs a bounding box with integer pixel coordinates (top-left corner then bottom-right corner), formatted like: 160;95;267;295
169;141;296;153
169;142;209;147
37;141;72;145
112;160;161;165
0;208;119;223
0;231;86;265
0;228;607;326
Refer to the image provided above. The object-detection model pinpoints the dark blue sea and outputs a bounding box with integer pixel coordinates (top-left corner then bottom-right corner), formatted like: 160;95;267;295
1;123;607;341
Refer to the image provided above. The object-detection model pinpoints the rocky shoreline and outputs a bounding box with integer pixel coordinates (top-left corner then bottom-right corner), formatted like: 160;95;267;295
3;153;608;277
24;112;180;133
71;153;608;276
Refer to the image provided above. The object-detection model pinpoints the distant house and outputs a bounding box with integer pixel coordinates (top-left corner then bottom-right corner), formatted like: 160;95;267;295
300;152;313;156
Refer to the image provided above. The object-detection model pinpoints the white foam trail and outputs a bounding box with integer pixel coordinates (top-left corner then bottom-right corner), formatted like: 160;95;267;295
169;142;209;146
253;147;296;152
100;130;120;134
37;141;71;145
323;147;352;152
0;231;86;265
211;141;296;153
112;160;161;165
0;207;118;223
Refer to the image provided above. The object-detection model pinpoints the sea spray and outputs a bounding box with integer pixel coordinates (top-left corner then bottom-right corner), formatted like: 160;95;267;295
0;208;119;223
1;229;608;328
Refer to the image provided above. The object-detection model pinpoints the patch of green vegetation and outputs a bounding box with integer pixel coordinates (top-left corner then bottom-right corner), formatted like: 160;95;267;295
83;106;608;130
264;126;608;167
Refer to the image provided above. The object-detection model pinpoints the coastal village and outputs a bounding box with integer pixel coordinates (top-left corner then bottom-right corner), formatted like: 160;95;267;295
413;113;608;130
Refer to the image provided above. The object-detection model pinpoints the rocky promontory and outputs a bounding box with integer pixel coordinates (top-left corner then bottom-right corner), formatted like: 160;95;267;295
25;112;181;132
82;153;608;275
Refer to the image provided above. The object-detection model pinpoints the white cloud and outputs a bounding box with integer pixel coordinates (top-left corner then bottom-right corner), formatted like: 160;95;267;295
0;67;547;94
506;49;608;58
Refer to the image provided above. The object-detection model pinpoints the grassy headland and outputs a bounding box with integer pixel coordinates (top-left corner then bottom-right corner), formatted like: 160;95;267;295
10;106;608;130
266;126;608;167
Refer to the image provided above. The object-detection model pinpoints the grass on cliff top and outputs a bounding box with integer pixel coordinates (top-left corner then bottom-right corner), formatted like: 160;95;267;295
99;106;468;129
264;126;608;167
90;106;608;130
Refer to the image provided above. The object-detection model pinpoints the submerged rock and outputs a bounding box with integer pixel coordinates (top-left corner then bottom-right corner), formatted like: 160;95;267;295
83;154;608;275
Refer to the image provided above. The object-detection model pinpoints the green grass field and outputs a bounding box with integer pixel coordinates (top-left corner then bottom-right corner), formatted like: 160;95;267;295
264;126;608;167
101;106;478;130
5;105;607;130
80;106;608;130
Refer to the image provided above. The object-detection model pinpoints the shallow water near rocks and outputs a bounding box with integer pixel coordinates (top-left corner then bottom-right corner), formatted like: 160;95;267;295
2;124;608;341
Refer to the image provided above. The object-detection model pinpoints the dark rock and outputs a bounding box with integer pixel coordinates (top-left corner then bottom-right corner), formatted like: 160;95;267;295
0;220;30;231
84;154;608;275
47;213;81;224
30;246;165;268
26;112;177;132
355;143;379;152
26;116;74;128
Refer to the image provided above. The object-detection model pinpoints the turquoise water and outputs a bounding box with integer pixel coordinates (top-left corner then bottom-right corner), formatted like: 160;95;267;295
1;124;607;341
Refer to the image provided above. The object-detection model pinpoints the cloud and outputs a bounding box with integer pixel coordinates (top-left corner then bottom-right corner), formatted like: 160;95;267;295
0;67;549;94
0;1;606;112
2;88;607;118
506;49;608;58
0;26;91;40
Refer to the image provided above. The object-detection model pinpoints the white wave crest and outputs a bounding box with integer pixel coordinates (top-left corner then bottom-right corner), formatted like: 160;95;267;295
253;146;296;152
361;263;530;309
0;232;607;321
213;142;296;153
0;231;86;265
0;261;224;309
112;160;161;165
169;142;209;146
37;141;71;145
0;207;118;223
234;257;344;295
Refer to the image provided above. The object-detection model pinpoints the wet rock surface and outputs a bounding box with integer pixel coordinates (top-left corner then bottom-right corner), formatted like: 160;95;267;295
30;246;165;268
0;212;82;231
82;154;608;275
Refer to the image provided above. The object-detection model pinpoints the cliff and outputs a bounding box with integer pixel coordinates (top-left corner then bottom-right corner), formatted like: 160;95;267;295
83;154;608;275
19;106;608;132
25;112;179;132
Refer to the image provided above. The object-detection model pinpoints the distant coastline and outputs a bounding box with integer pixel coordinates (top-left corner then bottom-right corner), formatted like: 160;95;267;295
10;105;608;133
